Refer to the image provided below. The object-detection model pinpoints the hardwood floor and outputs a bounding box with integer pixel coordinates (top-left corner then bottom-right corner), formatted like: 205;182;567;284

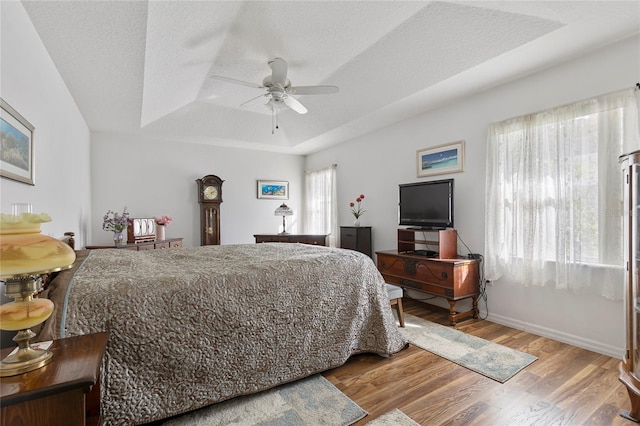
323;299;631;426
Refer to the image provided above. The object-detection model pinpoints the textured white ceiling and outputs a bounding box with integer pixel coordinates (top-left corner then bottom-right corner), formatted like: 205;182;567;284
19;1;640;155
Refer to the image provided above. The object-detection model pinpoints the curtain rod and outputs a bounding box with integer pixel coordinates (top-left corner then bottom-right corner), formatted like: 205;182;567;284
304;164;337;173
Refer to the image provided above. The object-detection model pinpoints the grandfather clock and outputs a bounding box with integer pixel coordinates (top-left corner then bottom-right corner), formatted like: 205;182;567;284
196;175;223;246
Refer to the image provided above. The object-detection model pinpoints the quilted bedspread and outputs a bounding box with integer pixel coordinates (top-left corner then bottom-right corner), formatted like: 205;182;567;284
53;243;407;425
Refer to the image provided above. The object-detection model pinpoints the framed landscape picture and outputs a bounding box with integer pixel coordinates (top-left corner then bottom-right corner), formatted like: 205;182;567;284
1;98;35;185
416;140;464;178
257;180;289;200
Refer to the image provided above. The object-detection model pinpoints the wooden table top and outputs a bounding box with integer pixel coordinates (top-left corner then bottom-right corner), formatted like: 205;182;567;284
0;332;108;406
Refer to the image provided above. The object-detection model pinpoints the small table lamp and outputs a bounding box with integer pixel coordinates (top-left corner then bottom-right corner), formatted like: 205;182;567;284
0;208;76;376
274;203;294;235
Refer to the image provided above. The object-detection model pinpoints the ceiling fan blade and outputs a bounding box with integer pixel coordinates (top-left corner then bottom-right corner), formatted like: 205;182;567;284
284;95;308;114
288;85;339;95
269;57;288;87
211;75;264;90
240;93;268;108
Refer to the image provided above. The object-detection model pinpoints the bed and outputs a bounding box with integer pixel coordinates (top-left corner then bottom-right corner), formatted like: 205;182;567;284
37;242;407;425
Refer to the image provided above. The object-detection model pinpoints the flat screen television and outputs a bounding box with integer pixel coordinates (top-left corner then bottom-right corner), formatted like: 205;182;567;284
398;178;454;229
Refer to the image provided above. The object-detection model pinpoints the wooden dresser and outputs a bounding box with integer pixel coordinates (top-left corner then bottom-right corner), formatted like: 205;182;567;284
376;250;479;325
0;332;108;426
254;234;328;246
86;237;183;251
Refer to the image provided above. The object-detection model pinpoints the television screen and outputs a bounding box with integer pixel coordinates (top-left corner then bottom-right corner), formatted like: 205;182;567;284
399;179;454;229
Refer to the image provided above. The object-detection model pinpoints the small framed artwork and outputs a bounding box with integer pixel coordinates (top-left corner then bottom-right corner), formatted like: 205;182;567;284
257;180;289;200
416;140;465;178
1;98;35;185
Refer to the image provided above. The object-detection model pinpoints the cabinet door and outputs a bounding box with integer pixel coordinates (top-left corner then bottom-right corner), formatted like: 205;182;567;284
340;228;358;250
340;227;371;257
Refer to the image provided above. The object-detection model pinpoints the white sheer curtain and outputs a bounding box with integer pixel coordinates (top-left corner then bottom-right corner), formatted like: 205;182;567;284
485;88;640;299
303;165;338;247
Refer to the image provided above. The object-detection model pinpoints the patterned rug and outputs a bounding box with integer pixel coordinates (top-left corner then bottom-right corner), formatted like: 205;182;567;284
399;313;537;383
365;408;419;425
162;374;367;425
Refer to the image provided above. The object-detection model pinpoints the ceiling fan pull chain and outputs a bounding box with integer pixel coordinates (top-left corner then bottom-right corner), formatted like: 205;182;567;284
271;108;280;134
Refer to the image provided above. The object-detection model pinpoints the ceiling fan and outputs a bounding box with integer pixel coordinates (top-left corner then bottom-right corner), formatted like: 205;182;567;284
211;57;339;115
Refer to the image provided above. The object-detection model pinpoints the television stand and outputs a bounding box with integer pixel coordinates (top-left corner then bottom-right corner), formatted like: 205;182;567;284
413;249;438;257
376;250;479;325
397;228;457;259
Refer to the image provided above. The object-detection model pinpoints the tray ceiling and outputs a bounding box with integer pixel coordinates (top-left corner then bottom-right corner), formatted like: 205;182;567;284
18;1;640;154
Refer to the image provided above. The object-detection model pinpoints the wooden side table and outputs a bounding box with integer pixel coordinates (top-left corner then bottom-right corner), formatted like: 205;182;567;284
0;332;108;426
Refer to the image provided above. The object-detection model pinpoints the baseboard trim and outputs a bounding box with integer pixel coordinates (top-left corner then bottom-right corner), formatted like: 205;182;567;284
483;311;623;359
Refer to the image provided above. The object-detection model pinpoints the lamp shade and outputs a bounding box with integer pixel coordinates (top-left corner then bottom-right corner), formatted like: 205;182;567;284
0;212;76;376
274;203;294;217
0;213;76;279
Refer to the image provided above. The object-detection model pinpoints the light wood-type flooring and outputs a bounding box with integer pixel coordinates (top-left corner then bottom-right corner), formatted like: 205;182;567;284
323;299;632;426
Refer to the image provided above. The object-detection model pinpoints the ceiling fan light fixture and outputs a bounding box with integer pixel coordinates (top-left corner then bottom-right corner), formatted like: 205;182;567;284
214;57;337;122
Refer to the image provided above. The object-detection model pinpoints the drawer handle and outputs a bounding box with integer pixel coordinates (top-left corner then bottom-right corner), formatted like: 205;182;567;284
404;259;417;275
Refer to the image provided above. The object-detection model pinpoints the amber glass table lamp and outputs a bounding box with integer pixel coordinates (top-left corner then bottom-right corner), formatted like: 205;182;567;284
0;206;76;376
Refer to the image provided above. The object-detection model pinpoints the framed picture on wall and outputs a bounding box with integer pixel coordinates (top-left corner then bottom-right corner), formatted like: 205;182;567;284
1;98;35;185
257;180;289;199
416;140;464;178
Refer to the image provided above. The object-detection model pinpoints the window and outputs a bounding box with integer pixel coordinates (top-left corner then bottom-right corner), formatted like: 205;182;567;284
485;89;639;298
303;165;337;247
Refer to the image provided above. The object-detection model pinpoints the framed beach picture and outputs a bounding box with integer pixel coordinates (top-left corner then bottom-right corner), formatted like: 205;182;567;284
1;98;35;185
416;140;464;178
257;180;289;200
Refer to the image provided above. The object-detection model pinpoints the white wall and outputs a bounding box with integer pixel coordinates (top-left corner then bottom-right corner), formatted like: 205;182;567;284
0;1;91;243
306;35;640;358
90;133;305;247
0;1;91;347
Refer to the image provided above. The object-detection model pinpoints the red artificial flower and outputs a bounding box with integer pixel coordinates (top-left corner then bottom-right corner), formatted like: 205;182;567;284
349;195;367;219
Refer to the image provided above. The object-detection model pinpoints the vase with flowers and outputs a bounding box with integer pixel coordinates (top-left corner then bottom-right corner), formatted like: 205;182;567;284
103;207;130;245
349;194;366;227
153;215;172;241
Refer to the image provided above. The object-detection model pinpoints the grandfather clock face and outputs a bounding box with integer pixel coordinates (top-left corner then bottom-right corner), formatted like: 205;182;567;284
196;175;223;246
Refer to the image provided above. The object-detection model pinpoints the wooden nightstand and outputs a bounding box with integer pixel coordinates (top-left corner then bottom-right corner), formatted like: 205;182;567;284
0;332;108;426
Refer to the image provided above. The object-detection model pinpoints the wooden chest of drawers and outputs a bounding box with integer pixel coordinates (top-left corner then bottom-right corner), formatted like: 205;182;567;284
376;249;480;325
254;234;328;246
86;238;183;251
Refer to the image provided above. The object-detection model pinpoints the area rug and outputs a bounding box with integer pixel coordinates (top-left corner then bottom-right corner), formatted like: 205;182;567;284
365;408;420;425
399;313;537;383
162;374;367;425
